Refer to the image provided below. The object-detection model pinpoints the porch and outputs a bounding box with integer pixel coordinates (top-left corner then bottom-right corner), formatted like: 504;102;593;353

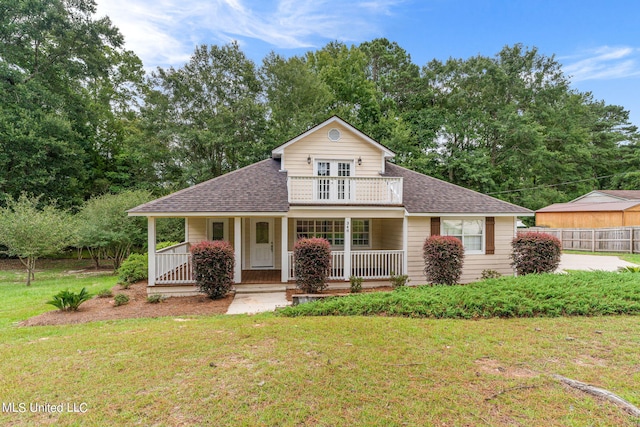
153;243;405;285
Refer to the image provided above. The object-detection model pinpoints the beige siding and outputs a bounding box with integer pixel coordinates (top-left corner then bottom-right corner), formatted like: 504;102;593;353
282;123;385;177
289;207;404;219
406;216;516;284
379;218;403;250
187;218;207;244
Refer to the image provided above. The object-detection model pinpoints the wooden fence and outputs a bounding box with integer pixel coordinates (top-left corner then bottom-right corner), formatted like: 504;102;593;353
526;227;640;254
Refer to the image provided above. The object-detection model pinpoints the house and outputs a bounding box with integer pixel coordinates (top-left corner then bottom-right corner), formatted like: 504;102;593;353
536;190;640;228
129;117;533;296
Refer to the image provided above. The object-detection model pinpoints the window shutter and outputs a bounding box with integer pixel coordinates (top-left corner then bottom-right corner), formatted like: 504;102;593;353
486;217;495;255
430;217;440;236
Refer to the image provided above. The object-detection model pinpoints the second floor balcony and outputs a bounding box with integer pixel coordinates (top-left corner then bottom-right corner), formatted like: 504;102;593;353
288;176;403;205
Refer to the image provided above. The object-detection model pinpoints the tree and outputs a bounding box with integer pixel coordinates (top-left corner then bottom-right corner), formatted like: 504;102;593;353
0;0;146;206
261;52;333;144
0;195;72;285
145;42;267;186
75;191;151;271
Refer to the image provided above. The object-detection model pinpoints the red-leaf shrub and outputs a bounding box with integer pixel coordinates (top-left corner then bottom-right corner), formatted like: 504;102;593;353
294;238;331;293
511;232;561;275
191;240;235;299
423;236;465;285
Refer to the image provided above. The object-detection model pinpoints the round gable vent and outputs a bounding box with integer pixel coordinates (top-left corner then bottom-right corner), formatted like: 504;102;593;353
328;128;342;142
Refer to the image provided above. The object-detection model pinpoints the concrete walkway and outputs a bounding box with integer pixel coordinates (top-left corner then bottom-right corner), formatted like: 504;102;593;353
226;291;290;315
558;253;637;272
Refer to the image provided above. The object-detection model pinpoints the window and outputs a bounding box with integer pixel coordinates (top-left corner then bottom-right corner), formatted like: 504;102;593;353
315;160;353;201
208;219;228;241
296;219;370;248
351;219;370;247
442;218;484;253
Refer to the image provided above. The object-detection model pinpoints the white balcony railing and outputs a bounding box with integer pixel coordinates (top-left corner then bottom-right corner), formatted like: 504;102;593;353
288;176;402;204
155;242;193;284
288;250;404;281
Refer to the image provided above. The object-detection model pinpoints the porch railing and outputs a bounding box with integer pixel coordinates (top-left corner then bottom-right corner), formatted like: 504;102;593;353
288;176;403;205
287;250;404;281
155;242;193;284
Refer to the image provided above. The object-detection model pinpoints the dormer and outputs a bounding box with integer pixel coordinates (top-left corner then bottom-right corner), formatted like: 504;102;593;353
272;117;402;205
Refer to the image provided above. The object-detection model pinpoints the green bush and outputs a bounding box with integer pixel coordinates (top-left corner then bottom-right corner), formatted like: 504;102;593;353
96;288;113;298
113;293;129;307
619;265;640;273
47;288;92;311
349;276;363;293
390;273;410;288
294;238;331;293
423;236;465;285
191;240;235;299
147;294;167;304
511;232;561;275
156;241;180;250
481;269;502;280
118;253;148;287
278;271;640;319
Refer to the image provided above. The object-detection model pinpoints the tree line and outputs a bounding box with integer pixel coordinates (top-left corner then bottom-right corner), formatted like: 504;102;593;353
1;0;638;216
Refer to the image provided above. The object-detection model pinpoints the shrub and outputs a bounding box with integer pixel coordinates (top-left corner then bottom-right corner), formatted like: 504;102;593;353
96;288;113;298
349;276;363;293
156;241;180;250
423;236;465;285
147;294;167;304
294;238;331;293
47;288;92;311
390;273;410;288
619;265;640;273
481;269;502;280
191;240;235;299
118;253;148;287
113;293;129;307
511;232;561;275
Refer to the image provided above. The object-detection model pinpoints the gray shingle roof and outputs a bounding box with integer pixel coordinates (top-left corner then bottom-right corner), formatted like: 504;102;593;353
382;162;533;214
128;159;289;214
129;159;532;215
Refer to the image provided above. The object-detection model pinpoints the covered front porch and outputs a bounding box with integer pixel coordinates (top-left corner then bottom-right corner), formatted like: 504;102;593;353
147;214;407;294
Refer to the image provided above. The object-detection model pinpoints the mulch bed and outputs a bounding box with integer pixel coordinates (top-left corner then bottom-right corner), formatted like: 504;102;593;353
285;286;394;302
20;281;233;327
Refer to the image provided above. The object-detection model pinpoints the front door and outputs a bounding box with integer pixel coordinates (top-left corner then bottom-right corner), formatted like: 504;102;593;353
250;218;274;268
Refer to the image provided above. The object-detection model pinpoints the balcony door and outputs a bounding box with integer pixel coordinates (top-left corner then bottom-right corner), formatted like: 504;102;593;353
316;160;353;201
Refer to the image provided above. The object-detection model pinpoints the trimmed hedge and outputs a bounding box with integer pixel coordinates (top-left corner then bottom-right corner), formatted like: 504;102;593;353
278;271;640;318
294;238;331;293
511;232;562;275
423;236;465;285
117;253;148;287
191;240;235;299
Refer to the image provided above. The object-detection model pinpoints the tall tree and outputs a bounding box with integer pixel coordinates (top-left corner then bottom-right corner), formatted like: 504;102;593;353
0;0;145;206
146;43;267;185
261;52;333;145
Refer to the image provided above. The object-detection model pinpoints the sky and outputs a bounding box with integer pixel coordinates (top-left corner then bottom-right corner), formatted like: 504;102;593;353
96;0;640;127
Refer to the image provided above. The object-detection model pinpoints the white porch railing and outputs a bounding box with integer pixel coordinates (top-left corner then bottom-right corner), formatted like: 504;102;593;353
288;177;403;204
287;250;404;281
155;242;193;284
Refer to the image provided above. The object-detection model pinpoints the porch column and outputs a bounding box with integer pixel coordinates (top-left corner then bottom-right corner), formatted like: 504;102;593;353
148;217;156;286
281;217;288;282
402;215;409;275
234;217;242;284
184;218;189;242
344;217;351;281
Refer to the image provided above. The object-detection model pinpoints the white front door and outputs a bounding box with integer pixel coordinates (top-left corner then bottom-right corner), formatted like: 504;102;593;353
250;218;274;268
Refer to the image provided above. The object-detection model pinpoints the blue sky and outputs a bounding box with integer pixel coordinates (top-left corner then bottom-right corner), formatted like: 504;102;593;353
96;0;640;127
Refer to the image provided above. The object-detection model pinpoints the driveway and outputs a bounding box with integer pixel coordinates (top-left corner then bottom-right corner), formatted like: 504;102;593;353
558;253;637;272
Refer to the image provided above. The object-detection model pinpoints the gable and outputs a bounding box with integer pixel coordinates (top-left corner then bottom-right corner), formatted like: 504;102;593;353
272;116;394;177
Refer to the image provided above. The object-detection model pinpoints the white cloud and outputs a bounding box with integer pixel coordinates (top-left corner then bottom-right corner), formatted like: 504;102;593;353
96;0;406;69
563;46;640;82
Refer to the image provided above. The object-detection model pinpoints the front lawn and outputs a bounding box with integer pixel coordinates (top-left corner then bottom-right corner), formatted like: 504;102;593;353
1;260;639;426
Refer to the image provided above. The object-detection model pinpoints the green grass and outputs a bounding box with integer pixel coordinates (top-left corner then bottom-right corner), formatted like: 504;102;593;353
279;271;640;318
1;260;639;426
